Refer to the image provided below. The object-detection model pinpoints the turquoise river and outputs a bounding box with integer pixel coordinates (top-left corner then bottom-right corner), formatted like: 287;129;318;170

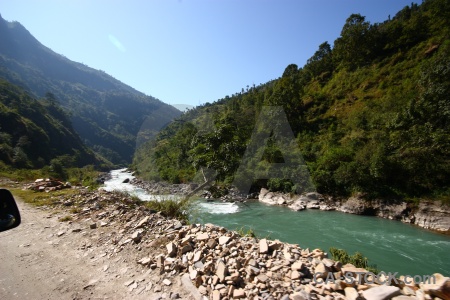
104;169;450;277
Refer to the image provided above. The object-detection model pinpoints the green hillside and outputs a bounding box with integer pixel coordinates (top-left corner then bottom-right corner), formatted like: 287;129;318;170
0;79;98;170
134;0;450;200
0;14;181;165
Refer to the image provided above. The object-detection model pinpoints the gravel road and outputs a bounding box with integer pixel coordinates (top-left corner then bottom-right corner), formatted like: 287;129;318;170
0;195;195;300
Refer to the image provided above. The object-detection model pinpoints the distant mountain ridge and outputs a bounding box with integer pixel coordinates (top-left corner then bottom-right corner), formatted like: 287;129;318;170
0;14;181;165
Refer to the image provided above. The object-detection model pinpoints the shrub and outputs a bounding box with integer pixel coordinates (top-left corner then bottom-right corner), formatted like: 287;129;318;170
329;247;378;273
144;197;191;222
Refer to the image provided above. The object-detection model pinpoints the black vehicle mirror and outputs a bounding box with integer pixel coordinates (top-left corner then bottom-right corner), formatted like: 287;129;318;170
0;189;21;232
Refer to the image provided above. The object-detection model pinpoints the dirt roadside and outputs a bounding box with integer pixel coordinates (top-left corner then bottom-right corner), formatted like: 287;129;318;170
0;194;197;300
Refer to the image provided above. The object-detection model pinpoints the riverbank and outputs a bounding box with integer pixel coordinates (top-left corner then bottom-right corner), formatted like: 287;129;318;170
131;177;249;201
12;188;450;300
258;189;450;234
130;172;450;234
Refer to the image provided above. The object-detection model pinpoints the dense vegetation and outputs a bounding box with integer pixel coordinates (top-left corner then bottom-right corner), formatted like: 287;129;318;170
0;79;99;172
134;0;450;200
0;14;180;165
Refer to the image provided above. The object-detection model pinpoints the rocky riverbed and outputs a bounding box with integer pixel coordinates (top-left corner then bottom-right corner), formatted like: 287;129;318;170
131;178;196;195
258;189;450;234
131;177;249;201
26;188;450;300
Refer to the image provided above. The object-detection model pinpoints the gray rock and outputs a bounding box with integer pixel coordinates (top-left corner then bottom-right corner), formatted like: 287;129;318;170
259;188;270;200
198;285;207;295
137;257;151;265
288;200;306;211
212;290;221;300
131;231;143;243
216;260;227;282
194;260;204;270
189;270;198;280
305;192;322;200
124;280;135;287
257;274;269;283
291;270;301;280
196;232;209;241
207;239;217;249
233;288;246;299
362;286;401;300
166;242;177;257
136;216;150;228
392;296;416;300
173;221;183;230
154;285;162;292
419;275;450;300
290;290;310;300
314;263;329;278
291;261;303;271
306;200;320;209
181;244;193;254
344;287;359;300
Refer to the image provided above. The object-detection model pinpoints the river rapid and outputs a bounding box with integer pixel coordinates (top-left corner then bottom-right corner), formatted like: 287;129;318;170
102;169;450;276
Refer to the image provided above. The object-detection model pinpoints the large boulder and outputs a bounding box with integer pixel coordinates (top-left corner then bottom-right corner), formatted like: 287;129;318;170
288;198;306;211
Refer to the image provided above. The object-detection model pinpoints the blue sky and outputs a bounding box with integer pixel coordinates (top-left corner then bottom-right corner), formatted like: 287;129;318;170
2;0;415;107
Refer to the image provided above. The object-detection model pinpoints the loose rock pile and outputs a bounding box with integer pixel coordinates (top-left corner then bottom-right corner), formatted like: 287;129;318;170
39;189;449;300
131;178;195;195
24;178;72;192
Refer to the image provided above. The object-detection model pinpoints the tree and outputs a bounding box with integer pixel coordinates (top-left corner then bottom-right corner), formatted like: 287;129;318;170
304;42;333;81
45;92;57;105
333;14;377;69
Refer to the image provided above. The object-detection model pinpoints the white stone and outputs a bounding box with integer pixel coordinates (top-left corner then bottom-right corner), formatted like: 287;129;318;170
259;239;269;254
362;286;401;300
216;260;227;282
196;232;209;241
233;288;246;298
345;287;359;300
219;236;230;245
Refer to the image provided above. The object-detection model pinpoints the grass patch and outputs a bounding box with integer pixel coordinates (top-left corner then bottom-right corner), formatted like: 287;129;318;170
0;164;103;188
0;167;47;182
10;188;78;207
59;215;73;222
70;206;81;214
235;226;257;238
329;247;378;273
143;196;191;222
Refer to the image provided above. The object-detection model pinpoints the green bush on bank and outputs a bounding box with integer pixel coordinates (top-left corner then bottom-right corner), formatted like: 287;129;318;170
329;247;378;274
143;197;191;222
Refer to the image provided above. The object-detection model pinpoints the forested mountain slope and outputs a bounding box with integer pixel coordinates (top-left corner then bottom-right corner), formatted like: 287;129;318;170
0;14;181;165
0;80;98;169
134;0;449;200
